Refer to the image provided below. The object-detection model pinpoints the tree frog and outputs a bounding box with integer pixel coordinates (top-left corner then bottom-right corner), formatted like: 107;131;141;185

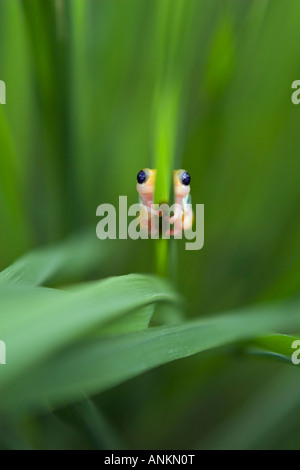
136;168;193;236
168;169;193;236
136;168;157;233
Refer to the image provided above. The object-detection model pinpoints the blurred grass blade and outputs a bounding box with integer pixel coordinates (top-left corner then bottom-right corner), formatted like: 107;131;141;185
0;230;113;287
55;398;124;450
2;299;300;411
96;305;154;337
0;107;31;263
20;0;70;236
245;334;299;363
200;367;300;450
151;0;195;277
0;274;180;388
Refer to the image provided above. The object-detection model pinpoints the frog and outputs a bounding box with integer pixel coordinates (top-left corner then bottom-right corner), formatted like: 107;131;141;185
136;168;193;237
136;168;157;233
168;169;193;236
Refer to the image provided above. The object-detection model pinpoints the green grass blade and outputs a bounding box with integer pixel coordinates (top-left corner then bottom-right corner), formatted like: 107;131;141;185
0;107;31;264
96;305;154;337
0;231;113;287
244;334;299;363
2;299;300;412
0;274;180;389
200;367;300;450
55;398;124;450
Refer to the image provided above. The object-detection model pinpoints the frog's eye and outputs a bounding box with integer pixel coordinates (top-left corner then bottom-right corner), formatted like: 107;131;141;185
137;170;147;184
181;171;191;186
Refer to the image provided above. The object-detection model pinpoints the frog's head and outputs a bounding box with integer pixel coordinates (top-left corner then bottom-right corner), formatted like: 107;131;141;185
173;169;191;199
136;168;156;204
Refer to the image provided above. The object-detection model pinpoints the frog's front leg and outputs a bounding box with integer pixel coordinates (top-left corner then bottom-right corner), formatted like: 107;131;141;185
166;206;193;237
138;203;159;235
168;203;183;226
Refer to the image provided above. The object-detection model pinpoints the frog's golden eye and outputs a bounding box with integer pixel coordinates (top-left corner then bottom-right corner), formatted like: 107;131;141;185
174;169;191;186
137;170;147;184
181;171;191;186
137;168;155;185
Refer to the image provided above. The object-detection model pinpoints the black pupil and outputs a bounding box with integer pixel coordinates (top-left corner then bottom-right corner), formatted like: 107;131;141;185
181;171;191;186
137;170;147;184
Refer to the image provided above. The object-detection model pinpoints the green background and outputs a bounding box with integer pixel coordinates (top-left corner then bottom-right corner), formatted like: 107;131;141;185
1;0;300;450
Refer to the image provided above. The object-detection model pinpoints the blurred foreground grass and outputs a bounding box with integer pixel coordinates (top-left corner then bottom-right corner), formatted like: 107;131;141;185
1;0;300;450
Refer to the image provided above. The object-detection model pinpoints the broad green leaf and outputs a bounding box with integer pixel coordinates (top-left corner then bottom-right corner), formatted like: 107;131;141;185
245;334;299;363
2;299;300;412
96;305;154;337
0;231;113;287
0;274;180;388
